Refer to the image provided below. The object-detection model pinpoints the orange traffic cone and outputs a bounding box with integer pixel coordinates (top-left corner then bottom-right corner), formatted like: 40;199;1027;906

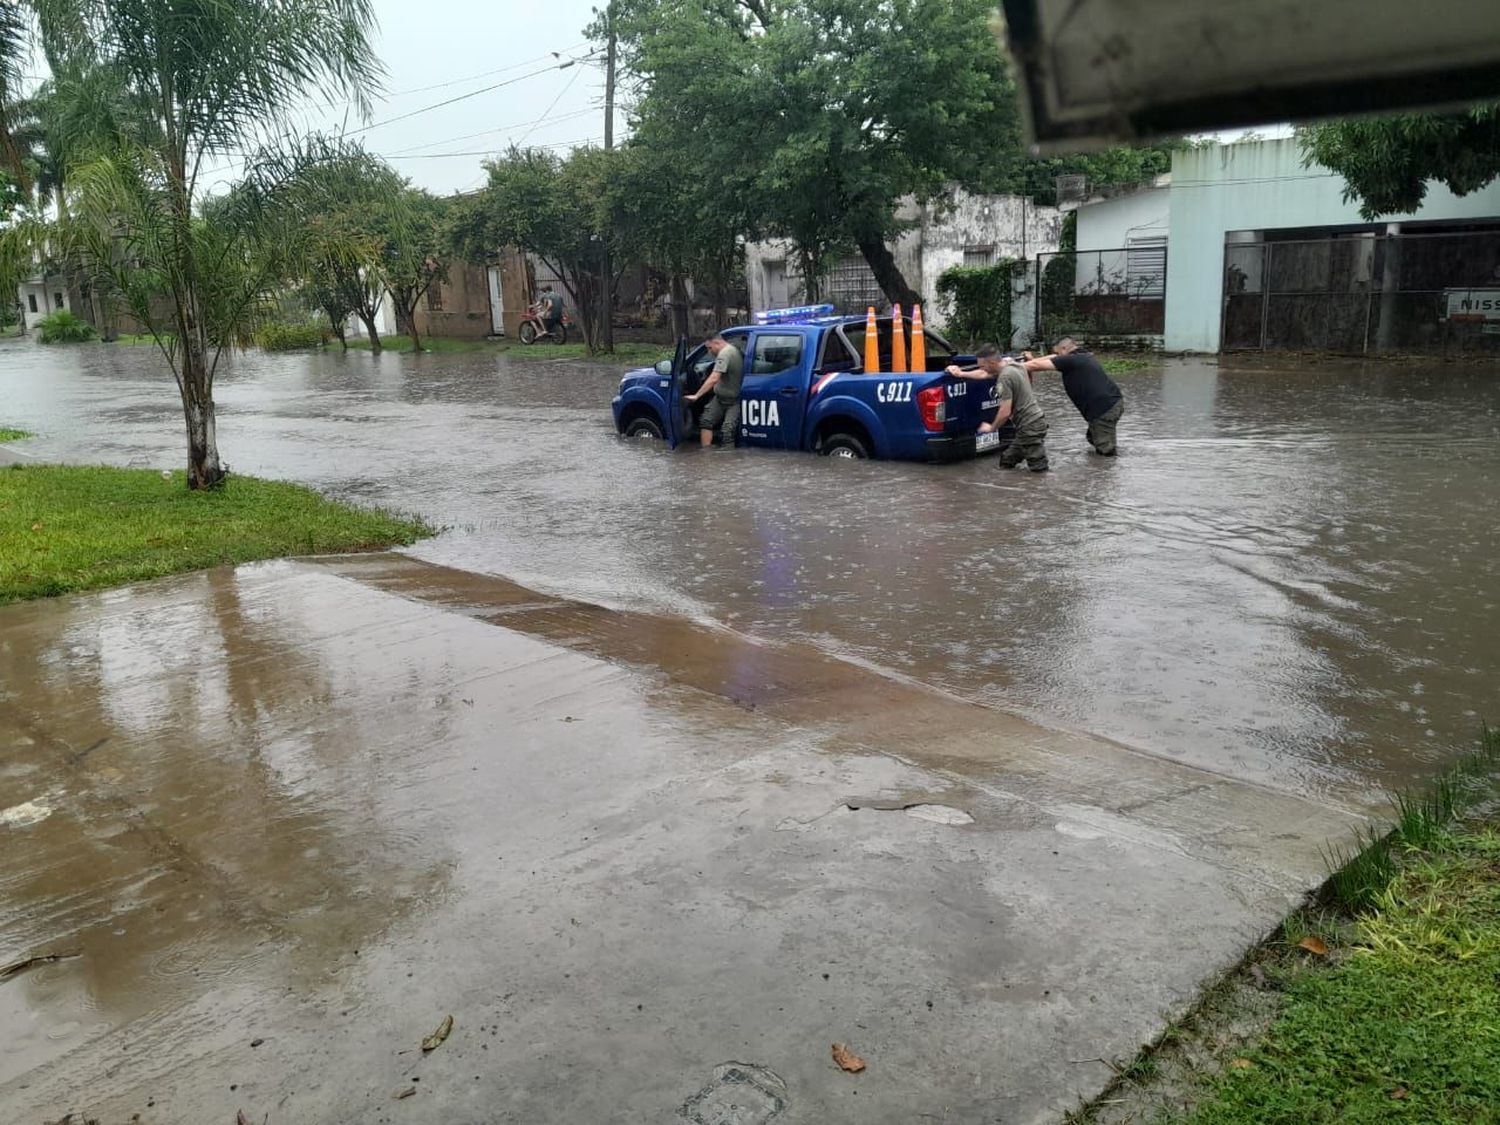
891;303;907;373
910;304;927;372
864;306;879;374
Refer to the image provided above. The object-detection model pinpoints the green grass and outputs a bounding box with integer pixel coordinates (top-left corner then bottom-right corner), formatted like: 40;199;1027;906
1171;824;1500;1125
1;464;431;604
1098;355;1160;375
345;334;497;354
342;334;667;363
0;427;31;443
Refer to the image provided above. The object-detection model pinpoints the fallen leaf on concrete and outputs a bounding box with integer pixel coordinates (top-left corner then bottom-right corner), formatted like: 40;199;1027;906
1391;1086;1409;1100
1;951;80;981
394;1087;416;1100
1298;936;1330;956
1228;1058;1254;1070
422;1015;454;1052
831;1043;866;1073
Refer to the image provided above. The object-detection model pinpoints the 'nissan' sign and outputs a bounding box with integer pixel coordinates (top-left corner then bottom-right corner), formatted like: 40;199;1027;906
1444;290;1500;321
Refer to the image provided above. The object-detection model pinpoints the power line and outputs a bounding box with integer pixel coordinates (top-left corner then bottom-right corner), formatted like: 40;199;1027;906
383;105;598;157
388;137;603;160
515;65;585;148
345;52;599;139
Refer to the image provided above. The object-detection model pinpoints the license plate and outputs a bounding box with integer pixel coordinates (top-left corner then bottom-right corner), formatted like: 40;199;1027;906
975;431;1000;452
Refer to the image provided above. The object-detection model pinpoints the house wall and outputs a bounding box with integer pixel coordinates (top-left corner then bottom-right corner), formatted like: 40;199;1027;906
1075;188;1170;253
1165;138;1500;351
18;279;70;330
416;262;495;340
744;190;1063;331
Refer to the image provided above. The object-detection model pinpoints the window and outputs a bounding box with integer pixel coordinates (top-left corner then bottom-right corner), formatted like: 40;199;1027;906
1126;236;1167;299
426;285;444;312
53;292;64;310
27;293;37;313
963;245;996;268
749;334;803;375
685;333;749;390
825;254;883;311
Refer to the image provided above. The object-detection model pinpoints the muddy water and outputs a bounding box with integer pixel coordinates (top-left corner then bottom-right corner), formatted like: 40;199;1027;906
3;339;1497;799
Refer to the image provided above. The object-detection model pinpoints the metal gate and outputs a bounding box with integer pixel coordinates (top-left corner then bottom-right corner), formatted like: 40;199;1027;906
1221;230;1500;355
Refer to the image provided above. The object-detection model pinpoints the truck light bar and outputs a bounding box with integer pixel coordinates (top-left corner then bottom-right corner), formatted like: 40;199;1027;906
753;303;836;325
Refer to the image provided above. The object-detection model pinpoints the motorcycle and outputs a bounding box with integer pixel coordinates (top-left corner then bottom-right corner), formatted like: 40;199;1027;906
518;302;570;345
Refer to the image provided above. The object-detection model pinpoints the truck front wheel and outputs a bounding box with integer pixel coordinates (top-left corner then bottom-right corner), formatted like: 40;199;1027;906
820;432;870;460
624;415;665;440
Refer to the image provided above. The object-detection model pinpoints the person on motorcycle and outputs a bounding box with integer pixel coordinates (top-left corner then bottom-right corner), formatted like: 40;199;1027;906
539;286;565;340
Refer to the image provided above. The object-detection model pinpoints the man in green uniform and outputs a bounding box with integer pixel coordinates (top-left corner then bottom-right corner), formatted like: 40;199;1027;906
946;343;1049;471
685;334;743;448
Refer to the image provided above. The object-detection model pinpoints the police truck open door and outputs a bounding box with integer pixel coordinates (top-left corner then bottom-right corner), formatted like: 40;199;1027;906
663;335;689;449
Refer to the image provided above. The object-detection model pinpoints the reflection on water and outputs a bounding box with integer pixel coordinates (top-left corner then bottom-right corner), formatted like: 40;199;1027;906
3;338;1497;798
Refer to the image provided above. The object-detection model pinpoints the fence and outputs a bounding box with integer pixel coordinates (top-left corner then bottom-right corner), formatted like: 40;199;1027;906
1032;244;1167;344
1222;230;1500;355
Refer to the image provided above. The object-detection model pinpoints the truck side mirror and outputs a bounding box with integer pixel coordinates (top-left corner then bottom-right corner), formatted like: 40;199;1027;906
654;359;673;377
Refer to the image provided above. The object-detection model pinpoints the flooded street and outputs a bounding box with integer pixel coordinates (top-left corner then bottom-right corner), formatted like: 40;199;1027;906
4;338;1495;801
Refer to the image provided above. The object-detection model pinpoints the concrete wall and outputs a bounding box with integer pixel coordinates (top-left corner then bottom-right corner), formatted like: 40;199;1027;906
18;279;69;330
416;263;486;339
745;189;1063;331
1075;187;1170;253
1165;138;1500;351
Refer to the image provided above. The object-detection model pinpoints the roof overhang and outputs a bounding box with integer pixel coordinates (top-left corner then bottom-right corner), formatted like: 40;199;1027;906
999;0;1500;151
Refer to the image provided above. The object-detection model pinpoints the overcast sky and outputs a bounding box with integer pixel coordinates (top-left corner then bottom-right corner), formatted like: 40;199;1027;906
305;0;612;195
127;0;613;197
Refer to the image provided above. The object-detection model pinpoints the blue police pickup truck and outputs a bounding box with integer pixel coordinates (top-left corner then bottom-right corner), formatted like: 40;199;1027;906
610;308;1009;461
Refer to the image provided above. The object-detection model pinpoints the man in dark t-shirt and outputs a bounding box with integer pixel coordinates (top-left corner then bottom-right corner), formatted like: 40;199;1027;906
1024;337;1125;456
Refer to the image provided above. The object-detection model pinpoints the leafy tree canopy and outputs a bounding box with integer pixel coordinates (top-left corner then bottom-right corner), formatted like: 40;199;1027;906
1300;105;1500;220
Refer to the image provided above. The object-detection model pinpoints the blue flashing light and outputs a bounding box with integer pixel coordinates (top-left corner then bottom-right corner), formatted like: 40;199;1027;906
753;303;836;325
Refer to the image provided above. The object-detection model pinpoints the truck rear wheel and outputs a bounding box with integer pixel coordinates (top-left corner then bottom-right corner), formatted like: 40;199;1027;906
624;415;664;440
821;432;870;460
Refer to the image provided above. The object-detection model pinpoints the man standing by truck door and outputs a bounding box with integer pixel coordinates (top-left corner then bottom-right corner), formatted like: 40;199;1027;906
946;343;1049;471
1024;337;1124;456
685;334;743;448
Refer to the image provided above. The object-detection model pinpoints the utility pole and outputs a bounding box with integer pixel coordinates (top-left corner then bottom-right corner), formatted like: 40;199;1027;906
600;5;617;352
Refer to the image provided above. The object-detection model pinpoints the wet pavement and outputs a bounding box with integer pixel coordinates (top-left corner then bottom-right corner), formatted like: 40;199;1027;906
2;338;1498;1122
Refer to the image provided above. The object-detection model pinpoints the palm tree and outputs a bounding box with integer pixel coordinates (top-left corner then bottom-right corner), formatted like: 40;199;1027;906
32;0;383;488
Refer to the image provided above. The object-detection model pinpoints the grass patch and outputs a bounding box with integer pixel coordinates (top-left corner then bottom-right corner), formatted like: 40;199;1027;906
342;335;668;363
0;427;32;442
1168;823;1500;1125
345;334;496;354
1;464;431;604
1069;725;1500;1125
1098;354;1160;375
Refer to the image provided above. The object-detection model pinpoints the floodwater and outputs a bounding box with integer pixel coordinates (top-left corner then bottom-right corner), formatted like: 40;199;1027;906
3;337;1498;802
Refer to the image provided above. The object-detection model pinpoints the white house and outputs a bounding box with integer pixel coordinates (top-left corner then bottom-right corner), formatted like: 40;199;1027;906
1164;138;1500;352
17;274;71;330
746;188;1063;331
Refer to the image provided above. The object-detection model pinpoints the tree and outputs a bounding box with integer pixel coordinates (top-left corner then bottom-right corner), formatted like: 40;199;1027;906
1300;106;1500;219
609;137;744;336
27;0;381;489
381;188;447;354
610;0;1016;307
451;146;621;352
300;151;403;352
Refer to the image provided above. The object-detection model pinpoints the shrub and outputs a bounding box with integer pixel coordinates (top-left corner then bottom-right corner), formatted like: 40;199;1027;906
36;309;97;344
255;321;329;351
936;260;1017;348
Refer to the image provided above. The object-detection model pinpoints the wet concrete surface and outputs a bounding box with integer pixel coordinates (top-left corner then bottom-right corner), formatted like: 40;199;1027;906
1;339;1498;1121
4;556;1362;1124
